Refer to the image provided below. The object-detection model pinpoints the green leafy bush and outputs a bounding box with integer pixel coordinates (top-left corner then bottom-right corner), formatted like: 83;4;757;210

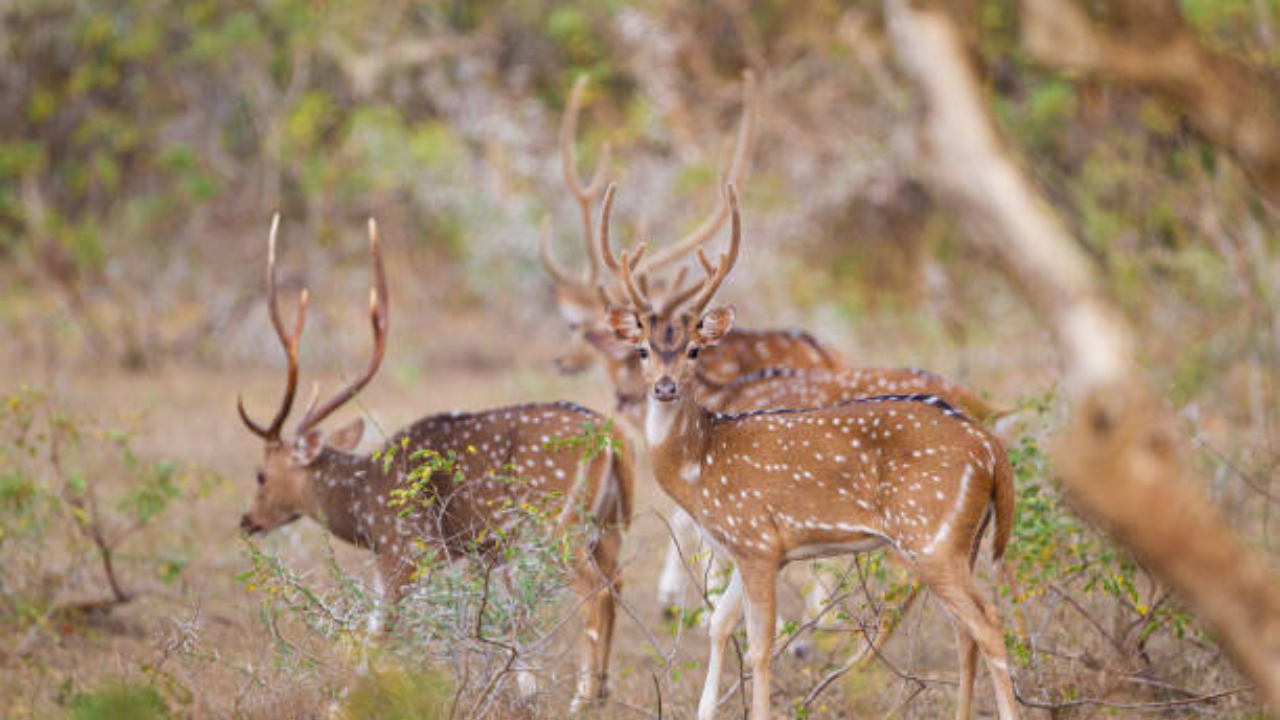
0;387;200;640
67;678;169;720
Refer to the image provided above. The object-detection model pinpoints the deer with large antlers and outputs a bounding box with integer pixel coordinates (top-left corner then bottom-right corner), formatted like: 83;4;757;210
539;72;850;622
236;216;634;710
539;71;843;393
600;184;1021;720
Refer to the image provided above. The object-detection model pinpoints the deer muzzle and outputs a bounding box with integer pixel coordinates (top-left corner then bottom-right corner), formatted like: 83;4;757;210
239;514;263;535
653;376;678;402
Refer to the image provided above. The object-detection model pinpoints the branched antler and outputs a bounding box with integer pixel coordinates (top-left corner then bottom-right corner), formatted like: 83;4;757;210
632;70;756;277
237;216;389;439
237;213;309;440
540;75;613;289
687;183;741;318
600;181;743;318
296;218;389;434
598;183;653;313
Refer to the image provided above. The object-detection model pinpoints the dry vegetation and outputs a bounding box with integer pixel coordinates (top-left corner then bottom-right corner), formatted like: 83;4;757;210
2;0;1278;718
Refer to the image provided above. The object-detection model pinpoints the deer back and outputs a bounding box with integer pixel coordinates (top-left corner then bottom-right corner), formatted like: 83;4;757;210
345;402;630;564
712;366;1003;421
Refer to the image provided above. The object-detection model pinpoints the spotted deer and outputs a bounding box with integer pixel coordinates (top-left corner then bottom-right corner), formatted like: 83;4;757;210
537;72;847;619
600;184;1021;720
538;71;842;402
236;216;634;710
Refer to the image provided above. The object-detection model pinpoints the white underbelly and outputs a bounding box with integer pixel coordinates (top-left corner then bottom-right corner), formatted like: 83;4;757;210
784;536;887;562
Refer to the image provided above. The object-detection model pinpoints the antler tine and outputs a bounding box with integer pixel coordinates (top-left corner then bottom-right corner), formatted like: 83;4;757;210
634;69;757;276
598;182;623;273
296;217;390;435
562;75;612;285
536;215;574;285
595;283;618;307
598;183;654;311
618;245;652;310
668;265;689;293
238;213;309;440
658;265;704;316
688;184;741;317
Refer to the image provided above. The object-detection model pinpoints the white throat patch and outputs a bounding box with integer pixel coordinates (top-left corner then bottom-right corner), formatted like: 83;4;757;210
645;396;680;447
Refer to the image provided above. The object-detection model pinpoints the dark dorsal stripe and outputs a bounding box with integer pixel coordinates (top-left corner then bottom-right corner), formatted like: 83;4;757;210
712;393;970;423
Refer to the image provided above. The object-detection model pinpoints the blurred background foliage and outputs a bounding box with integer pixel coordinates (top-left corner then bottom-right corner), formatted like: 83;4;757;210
2;0;1276;505
2;0;1275;363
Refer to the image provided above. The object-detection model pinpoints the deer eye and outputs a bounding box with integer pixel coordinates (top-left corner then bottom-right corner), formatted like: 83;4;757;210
256;470;265;486
687;347;701;359
636;347;649;360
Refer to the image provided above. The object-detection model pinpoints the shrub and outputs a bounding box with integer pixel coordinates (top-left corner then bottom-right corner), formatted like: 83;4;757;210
0;387;200;647
67;679;169;720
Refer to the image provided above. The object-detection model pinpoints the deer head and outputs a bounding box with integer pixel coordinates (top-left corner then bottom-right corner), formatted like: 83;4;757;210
236;214;388;535
541;72;756;378
602;183;741;405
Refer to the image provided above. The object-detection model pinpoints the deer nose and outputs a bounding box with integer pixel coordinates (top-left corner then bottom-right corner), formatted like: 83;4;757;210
239;515;260;535
653;377;678;402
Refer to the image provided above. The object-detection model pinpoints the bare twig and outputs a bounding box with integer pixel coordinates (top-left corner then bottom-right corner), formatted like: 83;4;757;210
1015;682;1253;711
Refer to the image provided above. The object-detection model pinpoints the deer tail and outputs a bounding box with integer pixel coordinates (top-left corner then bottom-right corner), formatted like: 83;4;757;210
591;432;635;531
990;436;1015;564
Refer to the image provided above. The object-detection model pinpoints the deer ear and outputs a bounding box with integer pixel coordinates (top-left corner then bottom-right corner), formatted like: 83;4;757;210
293;428;325;466
695;306;735;346
584;327;634;360
606;307;644;345
325;418;365;452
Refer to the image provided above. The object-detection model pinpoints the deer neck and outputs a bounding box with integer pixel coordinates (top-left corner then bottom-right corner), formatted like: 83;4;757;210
304;447;386;551
644;394;711;508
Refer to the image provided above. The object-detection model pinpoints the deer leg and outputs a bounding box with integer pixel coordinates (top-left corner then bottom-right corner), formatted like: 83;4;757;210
919;560;1021;720
569;568;602;711
568;528;622;712
657;509;693;616
591;530;623;706
740;564;779;720
954;624;978;720
701;550;733;627
697;569;743;720
372;556;412;637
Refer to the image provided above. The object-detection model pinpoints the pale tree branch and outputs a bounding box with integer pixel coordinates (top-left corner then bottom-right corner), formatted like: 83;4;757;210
1019;0;1280;204
885;0;1280;709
